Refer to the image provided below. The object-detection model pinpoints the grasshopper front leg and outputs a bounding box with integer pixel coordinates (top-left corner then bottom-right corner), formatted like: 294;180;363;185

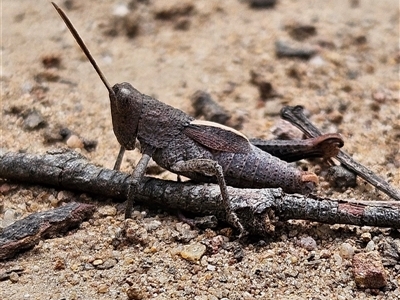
113;146;126;171
125;147;155;218
170;159;247;236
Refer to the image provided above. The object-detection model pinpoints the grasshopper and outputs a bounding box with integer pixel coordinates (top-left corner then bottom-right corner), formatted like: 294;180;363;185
52;3;343;232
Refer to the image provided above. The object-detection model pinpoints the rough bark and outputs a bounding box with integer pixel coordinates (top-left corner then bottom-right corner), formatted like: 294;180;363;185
0;202;95;260
1;149;399;239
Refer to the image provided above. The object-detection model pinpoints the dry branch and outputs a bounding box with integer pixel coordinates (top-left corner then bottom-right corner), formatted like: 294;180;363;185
1;149;399;238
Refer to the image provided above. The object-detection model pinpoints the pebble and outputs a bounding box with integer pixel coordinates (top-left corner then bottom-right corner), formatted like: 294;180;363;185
42;126;65;144
275;40;317;60
327;110;343;124
23;109;46;130
352;251;387;289
98;205;117;217
126;286;145;300
372;91;386;103
309;55;325;67
333;253;343;266
113;3;129;17
57;190;75;202
0;183;12;195
249;0;277;8
2;209;17;228
97;284;109;294
180;243;206;262
32;265;40;272
326;166;357;189
271;119;303;140
144;219;162;231
319;249;331;259
209;235;228;253
360;232;372;242
290;255;299;264
299;236;317;251
286;22;317;41
9;272;19;283
207;264;216;271
48;195;59;207
92;259;103;266
153;0;194;20
365;240;375;252
41;54;61;69
97;258;117;270
66;134;84;149
125;222;149;245
70;264;80;272
54;258;66;270
380;240;400;266
339;242;355;259
263;100;283;116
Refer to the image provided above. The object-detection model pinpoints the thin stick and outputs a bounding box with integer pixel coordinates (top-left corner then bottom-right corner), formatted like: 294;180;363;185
281;106;400;201
1;150;399;235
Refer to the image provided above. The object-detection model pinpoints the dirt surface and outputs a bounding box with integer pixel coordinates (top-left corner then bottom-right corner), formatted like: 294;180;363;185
1;0;399;299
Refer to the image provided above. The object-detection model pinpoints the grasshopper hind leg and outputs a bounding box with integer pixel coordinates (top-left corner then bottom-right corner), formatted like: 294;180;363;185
171;159;248;237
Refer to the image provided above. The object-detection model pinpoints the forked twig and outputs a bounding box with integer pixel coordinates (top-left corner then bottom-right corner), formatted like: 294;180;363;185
281;106;400;201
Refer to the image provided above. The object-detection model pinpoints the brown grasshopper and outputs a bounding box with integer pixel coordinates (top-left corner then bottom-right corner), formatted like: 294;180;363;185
52;3;343;232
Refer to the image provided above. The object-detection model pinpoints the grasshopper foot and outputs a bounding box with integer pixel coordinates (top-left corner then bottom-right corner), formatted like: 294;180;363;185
125;179;139;219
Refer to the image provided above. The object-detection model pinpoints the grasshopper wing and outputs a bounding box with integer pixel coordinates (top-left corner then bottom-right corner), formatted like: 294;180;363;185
183;120;251;153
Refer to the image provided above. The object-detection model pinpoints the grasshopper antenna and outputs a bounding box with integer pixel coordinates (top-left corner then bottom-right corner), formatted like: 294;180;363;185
52;2;114;96
52;2;125;171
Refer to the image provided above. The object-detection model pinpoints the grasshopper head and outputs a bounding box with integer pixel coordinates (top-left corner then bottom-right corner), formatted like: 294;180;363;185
110;82;143;150
52;3;142;152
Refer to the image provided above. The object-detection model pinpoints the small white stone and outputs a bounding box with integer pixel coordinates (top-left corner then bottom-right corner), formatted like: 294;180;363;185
365;240;375;252
207;264;216;271
339;242;355;259
113;4;129;17
2;209;17;227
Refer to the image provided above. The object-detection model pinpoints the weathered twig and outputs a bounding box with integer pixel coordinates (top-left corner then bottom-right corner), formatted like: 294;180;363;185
1;150;399;238
281;106;400;201
0;202;95;260
191;91;231;125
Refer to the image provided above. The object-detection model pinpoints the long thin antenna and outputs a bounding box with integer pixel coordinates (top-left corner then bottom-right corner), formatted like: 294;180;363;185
52;2;114;94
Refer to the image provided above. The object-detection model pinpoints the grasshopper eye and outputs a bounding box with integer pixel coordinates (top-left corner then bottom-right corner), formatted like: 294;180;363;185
112;82;141;111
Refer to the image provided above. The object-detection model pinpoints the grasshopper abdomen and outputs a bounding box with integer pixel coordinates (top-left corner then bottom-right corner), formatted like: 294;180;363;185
214;145;317;194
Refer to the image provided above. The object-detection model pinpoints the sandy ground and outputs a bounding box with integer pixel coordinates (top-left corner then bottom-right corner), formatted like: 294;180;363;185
1;0;399;299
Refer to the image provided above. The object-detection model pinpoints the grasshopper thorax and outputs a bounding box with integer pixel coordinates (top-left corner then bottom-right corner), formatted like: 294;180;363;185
110;82;143;150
